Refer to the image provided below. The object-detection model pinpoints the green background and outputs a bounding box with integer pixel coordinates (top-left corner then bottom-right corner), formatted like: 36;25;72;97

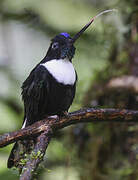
0;0;138;179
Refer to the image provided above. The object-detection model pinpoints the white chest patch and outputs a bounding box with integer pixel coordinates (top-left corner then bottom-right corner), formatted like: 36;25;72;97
41;59;76;85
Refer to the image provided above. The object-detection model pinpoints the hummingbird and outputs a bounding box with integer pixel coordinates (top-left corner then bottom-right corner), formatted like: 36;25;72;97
7;9;116;168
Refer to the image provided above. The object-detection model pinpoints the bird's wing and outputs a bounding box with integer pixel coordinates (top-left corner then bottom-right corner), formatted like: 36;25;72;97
8;65;49;168
21;65;49;126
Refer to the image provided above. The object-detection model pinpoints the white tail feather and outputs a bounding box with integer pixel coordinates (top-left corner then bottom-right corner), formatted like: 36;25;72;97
21;118;27;129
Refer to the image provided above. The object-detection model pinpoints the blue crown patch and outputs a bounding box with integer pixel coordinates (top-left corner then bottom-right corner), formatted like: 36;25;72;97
60;32;70;38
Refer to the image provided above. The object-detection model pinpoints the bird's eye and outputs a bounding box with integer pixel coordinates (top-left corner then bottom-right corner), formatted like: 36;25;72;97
52;42;59;50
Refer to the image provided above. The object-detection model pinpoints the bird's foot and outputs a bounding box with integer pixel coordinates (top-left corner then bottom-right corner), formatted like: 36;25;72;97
48;115;59;122
48;115;58;119
48;111;69;122
59;111;69;118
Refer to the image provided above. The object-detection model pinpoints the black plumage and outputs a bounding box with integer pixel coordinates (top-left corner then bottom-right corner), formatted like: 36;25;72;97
7;9;116;169
21;34;77;126
22;65;76;126
7;15;95;168
8;33;77;168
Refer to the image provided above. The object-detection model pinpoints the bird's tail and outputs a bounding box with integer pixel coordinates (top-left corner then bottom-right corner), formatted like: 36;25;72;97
7;141;25;168
7;118;35;169
7;139;35;168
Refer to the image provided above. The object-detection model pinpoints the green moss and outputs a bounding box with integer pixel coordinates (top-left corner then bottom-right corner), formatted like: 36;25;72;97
30;151;43;160
19;158;27;166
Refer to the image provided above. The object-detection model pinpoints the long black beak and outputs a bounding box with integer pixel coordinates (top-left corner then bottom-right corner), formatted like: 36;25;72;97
72;18;94;43
71;9;117;44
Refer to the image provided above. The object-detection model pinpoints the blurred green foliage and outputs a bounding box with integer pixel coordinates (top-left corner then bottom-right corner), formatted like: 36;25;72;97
0;0;138;179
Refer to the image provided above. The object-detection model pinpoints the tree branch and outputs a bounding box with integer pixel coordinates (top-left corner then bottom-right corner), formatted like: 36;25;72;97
0;108;138;148
20;129;51;180
0;108;138;180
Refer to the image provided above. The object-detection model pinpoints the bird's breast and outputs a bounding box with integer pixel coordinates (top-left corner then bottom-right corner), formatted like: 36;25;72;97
41;59;76;85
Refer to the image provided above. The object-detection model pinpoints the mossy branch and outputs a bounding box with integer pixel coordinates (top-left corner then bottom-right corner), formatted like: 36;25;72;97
0;108;138;179
0;108;138;148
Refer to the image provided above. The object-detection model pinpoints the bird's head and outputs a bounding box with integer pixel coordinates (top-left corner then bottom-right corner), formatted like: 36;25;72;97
45;14;97;62
46;32;75;61
45;9;117;62
46;17;95;62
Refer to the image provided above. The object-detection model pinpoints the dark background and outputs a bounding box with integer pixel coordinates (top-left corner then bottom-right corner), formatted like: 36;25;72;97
0;0;138;179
